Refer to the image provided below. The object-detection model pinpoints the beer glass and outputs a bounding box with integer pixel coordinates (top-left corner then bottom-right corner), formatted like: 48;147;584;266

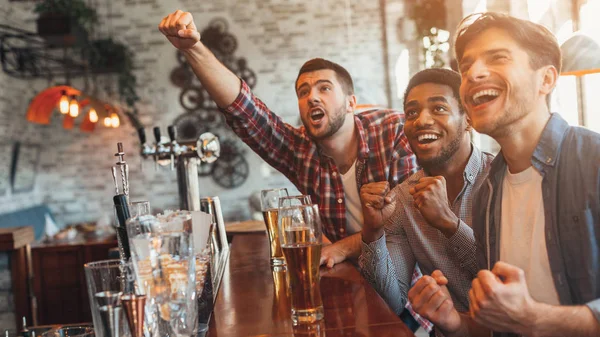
260;188;289;267
278;195;312;209
84;259;131;337
278;204;324;324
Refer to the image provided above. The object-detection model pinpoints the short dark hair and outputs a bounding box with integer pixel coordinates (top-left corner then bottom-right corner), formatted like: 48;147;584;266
454;12;562;73
403;68;464;113
296;58;354;95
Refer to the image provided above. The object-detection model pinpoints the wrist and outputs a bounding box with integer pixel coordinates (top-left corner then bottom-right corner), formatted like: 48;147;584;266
438;213;460;238
181;42;210;58
362;227;384;243
521;299;546;337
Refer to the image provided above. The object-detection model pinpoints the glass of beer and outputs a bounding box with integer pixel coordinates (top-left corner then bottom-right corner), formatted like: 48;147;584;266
261;188;289;268
278;195;312;209
278;204;324;324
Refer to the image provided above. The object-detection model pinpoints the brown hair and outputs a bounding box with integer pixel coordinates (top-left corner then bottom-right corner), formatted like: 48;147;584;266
296;58;354;95
454;12;562;73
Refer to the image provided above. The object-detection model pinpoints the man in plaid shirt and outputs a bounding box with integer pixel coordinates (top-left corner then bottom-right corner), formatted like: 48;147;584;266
159;10;426;331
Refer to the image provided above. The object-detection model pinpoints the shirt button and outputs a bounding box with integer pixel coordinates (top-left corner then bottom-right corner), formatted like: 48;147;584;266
376;249;381;253
546;157;552;163
337;198;343;204
332;172;337;177
460;263;464;267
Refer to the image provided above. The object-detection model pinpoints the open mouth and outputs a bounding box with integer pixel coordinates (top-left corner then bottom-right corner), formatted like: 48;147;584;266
310;109;325;122
472;89;500;107
417;133;439;145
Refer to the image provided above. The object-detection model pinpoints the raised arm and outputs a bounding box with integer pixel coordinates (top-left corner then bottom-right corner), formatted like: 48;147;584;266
159;11;307;184
159;10;240;108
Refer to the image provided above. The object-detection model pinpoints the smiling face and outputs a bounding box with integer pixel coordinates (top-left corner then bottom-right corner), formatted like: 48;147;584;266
458;27;545;137
296;69;354;140
404;83;469;169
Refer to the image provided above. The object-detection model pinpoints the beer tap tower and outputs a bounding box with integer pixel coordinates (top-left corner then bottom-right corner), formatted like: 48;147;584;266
138;126;220;211
137;126;228;311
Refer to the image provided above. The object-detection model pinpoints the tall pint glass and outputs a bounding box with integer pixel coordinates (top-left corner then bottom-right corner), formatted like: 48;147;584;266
260;188;289;267
278;204;324;324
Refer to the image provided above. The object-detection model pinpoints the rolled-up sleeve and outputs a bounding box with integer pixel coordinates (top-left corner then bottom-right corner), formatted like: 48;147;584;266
586;298;600;323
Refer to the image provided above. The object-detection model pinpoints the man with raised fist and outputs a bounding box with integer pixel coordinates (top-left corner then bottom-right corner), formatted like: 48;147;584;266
358;69;493;334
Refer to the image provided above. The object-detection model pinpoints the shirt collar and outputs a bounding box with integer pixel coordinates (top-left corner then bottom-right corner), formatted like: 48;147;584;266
463;144;482;184
354;115;370;160
416;143;481;184
531;113;569;169
488;113;569;179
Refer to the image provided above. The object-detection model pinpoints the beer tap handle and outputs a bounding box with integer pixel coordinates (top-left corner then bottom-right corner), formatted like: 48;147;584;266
153;127;161;144
168;125;176;142
167;125;176;171
137;127;146;145
153;127;161;171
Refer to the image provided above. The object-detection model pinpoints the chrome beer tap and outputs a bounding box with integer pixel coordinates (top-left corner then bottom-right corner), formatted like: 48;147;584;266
137;125;220;211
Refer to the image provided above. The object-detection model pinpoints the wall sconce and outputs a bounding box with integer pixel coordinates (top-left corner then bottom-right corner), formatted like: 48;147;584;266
58;90;69;114
110;113;120;128
68;96;79;117
88;108;98;123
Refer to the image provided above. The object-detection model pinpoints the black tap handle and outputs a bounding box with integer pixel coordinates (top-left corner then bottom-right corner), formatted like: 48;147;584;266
137;127;146;144
153;126;161;143
167;125;176;142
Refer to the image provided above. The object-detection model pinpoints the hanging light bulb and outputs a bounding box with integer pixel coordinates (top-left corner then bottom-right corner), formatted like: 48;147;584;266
104;116;112;127
69;96;79;117
110;113;120;128
58;90;69;114
89;108;98;123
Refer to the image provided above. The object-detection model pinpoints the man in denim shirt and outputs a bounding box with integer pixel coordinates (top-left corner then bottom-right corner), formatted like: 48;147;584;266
408;13;600;337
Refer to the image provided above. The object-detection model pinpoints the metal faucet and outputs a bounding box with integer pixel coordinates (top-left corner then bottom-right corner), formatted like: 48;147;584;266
137;125;220;211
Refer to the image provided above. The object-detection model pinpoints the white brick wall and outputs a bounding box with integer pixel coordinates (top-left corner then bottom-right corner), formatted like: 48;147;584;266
0;0;390;228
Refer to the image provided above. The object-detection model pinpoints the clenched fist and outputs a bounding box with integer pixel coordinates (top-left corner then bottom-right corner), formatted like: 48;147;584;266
409;176;459;237
158;10;201;50
408;270;462;334
359;182;396;243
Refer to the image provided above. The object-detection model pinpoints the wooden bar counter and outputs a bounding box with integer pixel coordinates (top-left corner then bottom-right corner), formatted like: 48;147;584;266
208;233;415;337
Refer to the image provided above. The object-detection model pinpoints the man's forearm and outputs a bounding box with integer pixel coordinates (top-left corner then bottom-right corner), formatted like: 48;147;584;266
336;233;362;260
440;313;489;337
529;303;600;337
181;43;241;108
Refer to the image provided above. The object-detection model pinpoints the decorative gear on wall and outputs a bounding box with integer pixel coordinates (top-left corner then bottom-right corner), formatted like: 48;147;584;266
211;140;249;189
170;17;256;189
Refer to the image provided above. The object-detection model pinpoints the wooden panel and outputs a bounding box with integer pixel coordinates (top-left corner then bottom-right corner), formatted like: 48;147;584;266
31;239;117;325
207;234;415;337
10;246;31;330
0;226;35;250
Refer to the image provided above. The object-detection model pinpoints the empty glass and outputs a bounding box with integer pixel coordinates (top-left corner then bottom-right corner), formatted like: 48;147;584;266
278;204;324;325
260;188;289;267
129;231;197;337
84;259;131;337
130;201;151;218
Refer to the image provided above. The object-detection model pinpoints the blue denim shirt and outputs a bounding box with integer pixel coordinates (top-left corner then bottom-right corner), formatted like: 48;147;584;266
471;113;600;337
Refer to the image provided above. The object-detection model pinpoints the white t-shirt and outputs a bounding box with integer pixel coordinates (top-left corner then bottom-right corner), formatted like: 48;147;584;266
341;160;363;234
499;166;560;305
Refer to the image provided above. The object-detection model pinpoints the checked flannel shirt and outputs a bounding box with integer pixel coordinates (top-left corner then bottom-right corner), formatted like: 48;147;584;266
221;80;418;242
